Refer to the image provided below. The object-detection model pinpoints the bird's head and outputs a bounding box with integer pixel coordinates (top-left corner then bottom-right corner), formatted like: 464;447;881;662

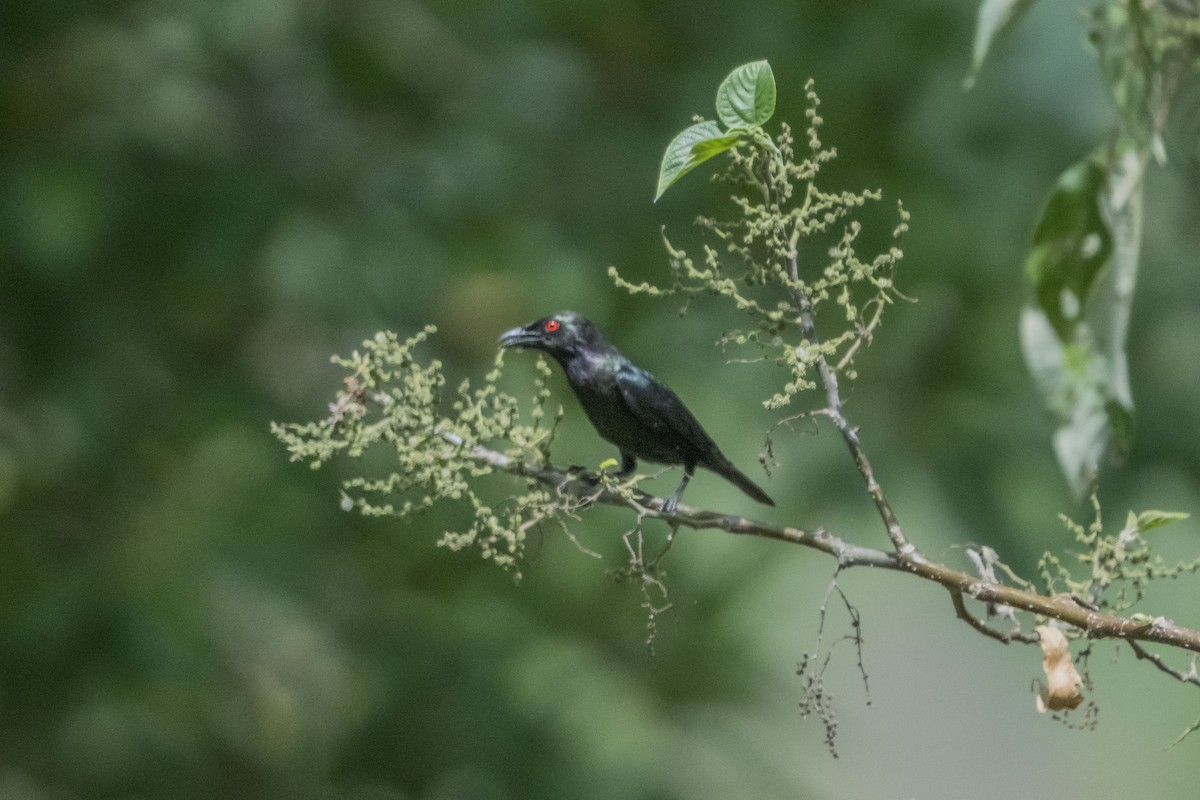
498;311;605;361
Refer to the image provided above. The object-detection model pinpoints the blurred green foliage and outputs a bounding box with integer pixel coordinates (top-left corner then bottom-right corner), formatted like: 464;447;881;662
4;1;1200;798
1013;1;1199;497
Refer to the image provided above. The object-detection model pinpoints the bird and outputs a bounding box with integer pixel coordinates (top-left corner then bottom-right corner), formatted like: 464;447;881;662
498;311;774;513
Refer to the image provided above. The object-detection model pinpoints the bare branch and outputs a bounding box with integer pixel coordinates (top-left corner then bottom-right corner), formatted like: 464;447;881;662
951;590;1040;645
785;229;910;555
1128;640;1200;688
443;429;1200;661
835;298;885;372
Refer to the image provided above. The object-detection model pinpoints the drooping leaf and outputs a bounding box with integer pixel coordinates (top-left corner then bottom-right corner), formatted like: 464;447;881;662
1019;306;1067;405
1024;155;1113;342
1097;148;1145;461
654;121;742;201
1051;396;1109;500
1104;397;1134;460
1020;149;1145;497
965;0;1040;89
715;60;776;129
1020;307;1110;498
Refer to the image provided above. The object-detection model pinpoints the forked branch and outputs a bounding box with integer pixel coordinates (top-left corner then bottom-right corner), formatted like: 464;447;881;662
450;431;1200;665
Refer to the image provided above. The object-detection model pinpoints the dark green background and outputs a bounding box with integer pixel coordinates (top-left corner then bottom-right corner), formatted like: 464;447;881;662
3;1;1200;797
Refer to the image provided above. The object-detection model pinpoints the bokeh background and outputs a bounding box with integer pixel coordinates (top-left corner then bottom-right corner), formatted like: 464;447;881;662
4;1;1200;798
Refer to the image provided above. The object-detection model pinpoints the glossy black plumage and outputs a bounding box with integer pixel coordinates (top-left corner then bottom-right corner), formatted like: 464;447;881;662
499;311;774;512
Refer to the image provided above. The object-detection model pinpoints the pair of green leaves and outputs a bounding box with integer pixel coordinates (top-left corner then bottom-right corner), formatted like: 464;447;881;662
655;60;777;201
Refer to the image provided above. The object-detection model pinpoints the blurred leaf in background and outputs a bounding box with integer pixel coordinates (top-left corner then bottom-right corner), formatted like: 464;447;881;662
1006;0;1198;498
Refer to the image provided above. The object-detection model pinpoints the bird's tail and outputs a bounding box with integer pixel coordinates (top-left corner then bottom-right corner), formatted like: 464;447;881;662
715;459;774;506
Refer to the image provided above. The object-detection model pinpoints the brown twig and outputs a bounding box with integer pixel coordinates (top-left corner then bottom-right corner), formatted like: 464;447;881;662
785;227;910;555
1128;640;1200;688
441;429;1200;661
951;590;1040;645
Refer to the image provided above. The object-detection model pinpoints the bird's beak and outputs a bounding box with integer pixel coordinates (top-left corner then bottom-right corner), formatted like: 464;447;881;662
498;325;540;349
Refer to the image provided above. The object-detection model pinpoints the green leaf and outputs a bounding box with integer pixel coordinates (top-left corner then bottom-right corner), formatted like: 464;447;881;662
715;60;776;129
1134;509;1189;534
1050;396;1109;500
1020;150;1145;497
965;0;1040;89
1104;397;1134;459
1024;155;1113;342
1019;306;1067;405
1019;307;1109;498
654;121;742;201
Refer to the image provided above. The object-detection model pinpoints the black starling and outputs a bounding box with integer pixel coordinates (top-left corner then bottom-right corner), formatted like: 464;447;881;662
499;311;773;512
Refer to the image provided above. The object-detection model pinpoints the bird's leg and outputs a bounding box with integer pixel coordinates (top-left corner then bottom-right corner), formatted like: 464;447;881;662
614;451;637;478
662;463;694;514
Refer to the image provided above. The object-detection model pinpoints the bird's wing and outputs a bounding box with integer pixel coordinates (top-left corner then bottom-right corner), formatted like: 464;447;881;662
613;362;719;463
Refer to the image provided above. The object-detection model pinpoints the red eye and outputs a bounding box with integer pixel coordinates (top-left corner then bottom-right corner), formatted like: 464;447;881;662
544;319;560;333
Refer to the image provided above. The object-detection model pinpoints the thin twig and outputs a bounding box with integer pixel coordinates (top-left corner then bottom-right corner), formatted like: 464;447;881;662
951;590;1040;645
1128;640;1200;688
785;226;910;555
832;582;871;700
835;299;885;372
440;429;1200;661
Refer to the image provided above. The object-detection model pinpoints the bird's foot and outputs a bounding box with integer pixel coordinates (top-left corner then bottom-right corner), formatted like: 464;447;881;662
661;495;679;515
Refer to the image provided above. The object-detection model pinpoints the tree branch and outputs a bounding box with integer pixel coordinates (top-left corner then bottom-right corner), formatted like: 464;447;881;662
1127;640;1200;688
442;431;1200;666
439;429;898;570
785;228;910;555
